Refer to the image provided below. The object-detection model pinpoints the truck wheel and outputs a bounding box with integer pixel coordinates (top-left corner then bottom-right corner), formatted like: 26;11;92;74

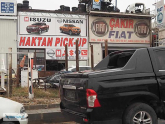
39;29;42;34
46;28;49;32
60;29;63;33
123;103;158;124
69;30;72;35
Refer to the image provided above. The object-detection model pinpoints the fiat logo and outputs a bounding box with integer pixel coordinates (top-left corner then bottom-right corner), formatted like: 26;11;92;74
91;19;109;37
134;21;150;38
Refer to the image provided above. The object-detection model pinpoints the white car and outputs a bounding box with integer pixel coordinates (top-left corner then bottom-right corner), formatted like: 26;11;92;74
0;97;28;124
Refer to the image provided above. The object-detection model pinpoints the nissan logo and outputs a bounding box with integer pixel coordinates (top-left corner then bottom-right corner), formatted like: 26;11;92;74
134;21;150;38
57;19;62;23
47;49;55;57
91;19;109;37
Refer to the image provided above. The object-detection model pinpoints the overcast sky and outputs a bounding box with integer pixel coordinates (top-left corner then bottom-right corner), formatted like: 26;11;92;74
17;0;157;12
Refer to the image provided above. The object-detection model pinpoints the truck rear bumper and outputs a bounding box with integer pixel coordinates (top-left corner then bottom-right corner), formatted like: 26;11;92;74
61;108;122;124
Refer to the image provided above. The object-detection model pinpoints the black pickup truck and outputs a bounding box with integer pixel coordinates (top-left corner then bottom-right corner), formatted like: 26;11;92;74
59;47;165;124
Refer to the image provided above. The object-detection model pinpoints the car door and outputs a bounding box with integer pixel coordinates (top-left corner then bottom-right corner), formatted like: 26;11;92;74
149;48;165;104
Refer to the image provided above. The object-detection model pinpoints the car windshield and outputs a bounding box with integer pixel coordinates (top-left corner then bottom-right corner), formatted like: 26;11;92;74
32;23;42;25
69;25;76;27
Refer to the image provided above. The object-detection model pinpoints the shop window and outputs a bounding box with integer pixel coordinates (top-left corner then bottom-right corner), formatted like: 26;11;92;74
18;49;45;70
36;53;45;65
46;60;65;71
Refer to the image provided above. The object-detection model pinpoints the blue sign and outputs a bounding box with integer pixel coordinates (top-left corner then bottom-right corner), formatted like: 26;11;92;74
1;2;14;13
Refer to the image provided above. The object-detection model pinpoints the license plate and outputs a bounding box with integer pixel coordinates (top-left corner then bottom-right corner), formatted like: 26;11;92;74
65;90;76;100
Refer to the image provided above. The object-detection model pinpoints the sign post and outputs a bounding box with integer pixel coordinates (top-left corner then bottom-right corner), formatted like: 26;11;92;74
28;53;34;99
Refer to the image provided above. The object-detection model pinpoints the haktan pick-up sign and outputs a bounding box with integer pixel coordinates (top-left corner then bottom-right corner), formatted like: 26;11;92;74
89;16;150;43
18;36;88;60
18;36;88;48
18;12;88;60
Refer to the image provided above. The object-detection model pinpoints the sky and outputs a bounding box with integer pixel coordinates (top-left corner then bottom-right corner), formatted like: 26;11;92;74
17;0;157;12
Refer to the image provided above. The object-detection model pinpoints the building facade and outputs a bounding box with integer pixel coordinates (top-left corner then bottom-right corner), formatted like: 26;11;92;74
17;11;88;75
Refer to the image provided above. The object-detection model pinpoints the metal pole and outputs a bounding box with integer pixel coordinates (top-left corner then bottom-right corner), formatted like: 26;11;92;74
105;40;108;57
91;45;94;70
65;45;68;71
76;39;79;72
8;48;12;97
28;53;34;99
16;64;20;87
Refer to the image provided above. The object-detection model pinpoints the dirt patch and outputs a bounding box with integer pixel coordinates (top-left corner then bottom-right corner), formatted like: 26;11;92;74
5;87;60;105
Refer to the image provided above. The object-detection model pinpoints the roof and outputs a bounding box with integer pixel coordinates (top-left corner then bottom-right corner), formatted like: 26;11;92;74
89;11;153;19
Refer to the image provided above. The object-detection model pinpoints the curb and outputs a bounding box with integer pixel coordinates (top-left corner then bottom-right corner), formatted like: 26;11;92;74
27;108;74;124
24;104;60;110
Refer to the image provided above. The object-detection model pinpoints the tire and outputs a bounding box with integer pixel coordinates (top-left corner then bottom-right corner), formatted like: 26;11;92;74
27;32;31;33
123;103;158;124
60;29;63;33
38;29;42;34
69;30;72;35
46;28;49;32
1;122;15;124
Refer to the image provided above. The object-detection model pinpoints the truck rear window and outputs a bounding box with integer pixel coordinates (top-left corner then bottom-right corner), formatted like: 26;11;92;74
94;50;135;70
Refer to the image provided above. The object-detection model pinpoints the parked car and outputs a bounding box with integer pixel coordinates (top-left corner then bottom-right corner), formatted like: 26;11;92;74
60;47;165;124
26;23;49;34
60;24;81;35
0;97;28;124
45;66;91;88
0;69;16;83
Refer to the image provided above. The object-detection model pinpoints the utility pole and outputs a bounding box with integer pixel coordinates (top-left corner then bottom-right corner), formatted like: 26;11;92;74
65;45;68;71
76;39;79;72
105;40;108;57
91;45;94;70
8;48;12;97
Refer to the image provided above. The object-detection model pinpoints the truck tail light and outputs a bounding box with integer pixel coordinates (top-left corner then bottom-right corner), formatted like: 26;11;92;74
86;89;101;108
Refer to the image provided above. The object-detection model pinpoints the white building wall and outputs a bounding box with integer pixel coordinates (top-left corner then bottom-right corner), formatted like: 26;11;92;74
88;43;102;66
0;18;17;70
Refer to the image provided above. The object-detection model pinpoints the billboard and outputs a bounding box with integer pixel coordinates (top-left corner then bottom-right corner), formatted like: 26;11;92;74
18;12;88;60
89;16;150;43
0;0;17;15
19;16;87;36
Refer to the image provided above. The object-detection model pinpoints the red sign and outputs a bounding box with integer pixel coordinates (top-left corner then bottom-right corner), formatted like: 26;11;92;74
56;49;61;57
81;50;88;56
24;17;29;22
18;36;88;49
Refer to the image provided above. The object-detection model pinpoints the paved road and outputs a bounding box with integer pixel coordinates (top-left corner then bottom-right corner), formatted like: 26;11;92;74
27;108;165;124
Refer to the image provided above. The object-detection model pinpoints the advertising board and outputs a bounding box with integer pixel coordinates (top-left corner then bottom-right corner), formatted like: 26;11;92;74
0;0;17;15
89;16;150;43
18;12;88;60
19;16;87;36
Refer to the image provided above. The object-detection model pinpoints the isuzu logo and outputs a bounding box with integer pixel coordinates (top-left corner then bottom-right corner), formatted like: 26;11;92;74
24;17;51;22
91;19;109;37
134;21;150;38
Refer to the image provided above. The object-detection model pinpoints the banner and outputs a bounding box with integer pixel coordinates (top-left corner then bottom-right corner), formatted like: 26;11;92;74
19;15;87;36
156;0;165;28
89;16;150;43
18;36;88;49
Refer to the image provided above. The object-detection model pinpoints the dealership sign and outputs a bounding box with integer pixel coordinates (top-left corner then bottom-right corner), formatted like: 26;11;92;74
19;15;87;36
46;48;88;60
18;36;88;48
89;16;150;43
